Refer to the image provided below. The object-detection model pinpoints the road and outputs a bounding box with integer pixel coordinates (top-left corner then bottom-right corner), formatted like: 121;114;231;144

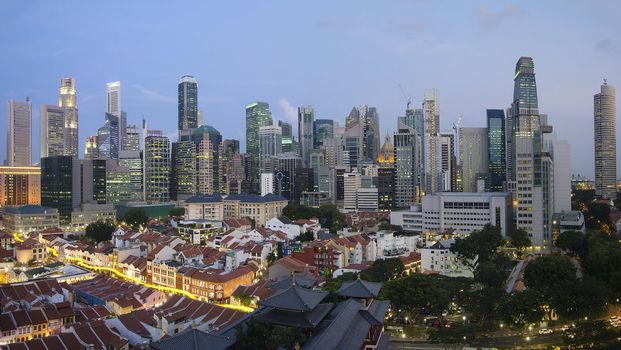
390;332;563;349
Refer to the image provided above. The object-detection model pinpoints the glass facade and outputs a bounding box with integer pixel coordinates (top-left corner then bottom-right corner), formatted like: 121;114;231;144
486;109;506;191
178;76;198;131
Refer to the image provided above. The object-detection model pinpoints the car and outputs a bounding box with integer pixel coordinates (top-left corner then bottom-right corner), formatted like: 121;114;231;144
560;325;571;331
538;328;553;335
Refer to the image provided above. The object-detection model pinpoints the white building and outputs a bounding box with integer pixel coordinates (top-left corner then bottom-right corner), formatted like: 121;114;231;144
261;173;274;196
265;216;301;239
391;192;512;236
343;171;362;211
421;239;473;278
357;187;378;211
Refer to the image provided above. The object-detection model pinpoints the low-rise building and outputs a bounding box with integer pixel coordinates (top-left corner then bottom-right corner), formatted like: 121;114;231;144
184;193;288;227
14;238;47;264
2;206;59;235
179;265;256;302
551;211;585;243
68;203;116;230
420;239;473;278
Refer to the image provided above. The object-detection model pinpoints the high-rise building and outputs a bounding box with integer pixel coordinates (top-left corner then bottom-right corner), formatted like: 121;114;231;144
261;173;274;196
594;81;617;200
59;77;78;157
293;168;314;203
459;127;488;193
144;131;170;203
298;106;315;167
322;136;344;167
487;109;506;191
246;101;273;192
97;113;120;159
40;105;65;158
377;134;395;211
345;105;380;163
423;90;440;194
309;149;325;191
119;150;143;202
178;76;198;132
84;136;99;160
124;125;140;152
343;170;362;211
259;125;283;173
106;160;132;204
278;120;293;153
394;122;421;208
192;125;222;195
439;131;456;191
7;100;32;166
170;138;196;201
313;119;334;148
0;166;40;207
545;138;571;213
509;57;552;250
106;82;122;153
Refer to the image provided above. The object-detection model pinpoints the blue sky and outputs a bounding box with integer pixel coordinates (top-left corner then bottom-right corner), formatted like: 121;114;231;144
1;0;620;176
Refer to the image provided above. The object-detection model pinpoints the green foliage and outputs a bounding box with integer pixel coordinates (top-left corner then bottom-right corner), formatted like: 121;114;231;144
380;274;470;317
294;231;314;242
169;207;185;217
551;277;608;320
323;272;357;303
523;255;577;300
582;232;621;299
235;291;254;307
281;203;346;233
458;287;505;329
378;221;392;231
85;220;116;243
509;229;531;250
585;202;611;229
428;323;479;350
451;224;505;270
555;230;586;257
234;317;307;350
497;289;544;330
123;208;149;230
360;258;405;282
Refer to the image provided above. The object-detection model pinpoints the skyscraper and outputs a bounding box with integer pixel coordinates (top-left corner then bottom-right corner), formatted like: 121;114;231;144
423;89;440;194
246;101;273;191
594;81;617;200
259;125;283;173
97;113;120;160
298;106;315;167
313;119;334;148
459;128;488;192
439;131;456;191
394;122;421;208
144;131;170;203
279;120;294;153
346;105;380;163
178;76;198;131
509;57;552;250
487;109;506;191
106;81;122;155
59;77;78;157
84;136;99;160
192;125;222;195
41;156;73;224
40;105;65;158
377;134;395;211
7;100;32;166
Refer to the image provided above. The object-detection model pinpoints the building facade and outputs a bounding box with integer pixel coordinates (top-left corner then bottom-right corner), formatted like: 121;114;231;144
594;81;616;199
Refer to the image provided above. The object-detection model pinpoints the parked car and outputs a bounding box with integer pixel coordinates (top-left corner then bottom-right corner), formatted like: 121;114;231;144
538;328;553;335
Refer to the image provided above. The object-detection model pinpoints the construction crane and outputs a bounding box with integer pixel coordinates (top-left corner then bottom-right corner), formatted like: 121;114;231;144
398;83;412;110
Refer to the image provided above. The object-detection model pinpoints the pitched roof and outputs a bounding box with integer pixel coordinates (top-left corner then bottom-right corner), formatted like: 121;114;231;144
258;285;328;312
150;327;235;350
337;279;382;299
269;273;317;290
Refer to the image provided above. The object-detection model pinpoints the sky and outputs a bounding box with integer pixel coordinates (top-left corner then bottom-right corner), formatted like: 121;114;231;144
1;0;620;177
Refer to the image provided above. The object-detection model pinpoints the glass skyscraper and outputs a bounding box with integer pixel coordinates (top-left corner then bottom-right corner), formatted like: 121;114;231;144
246;101;273;191
178;76;198;131
313;119;334;148
486;109;506;191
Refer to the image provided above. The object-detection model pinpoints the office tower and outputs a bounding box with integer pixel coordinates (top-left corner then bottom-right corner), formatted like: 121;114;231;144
170;139;196;201
459;128;488;192
40;105;65;158
293;168;314;203
59;77;78;157
221;139;240;193
309;150;325;191
274;170;291;200
343;170;362;211
509;57;551;250
124;125;140;152
178;76;198;131
487;109;506;191
329;166;347;206
378;134;395;211
0;166;40;207
346;105;380;163
322;136;344;167
423;89;440;194
223;139;240;155
97;113;120;159
594;81;617;199
298;106;315;167
106;82;122;153
192;125;222;195
278;120;293;153
545;138;571;212
394;122;421;208
7;100;32;166
398;107;424;138
344;124;362;168
313;119;334;148
144;131;170;203
246;101;273;191
41;156;73;224
84;136;99;159
119;150;143;202
439;131;456;191
106;160;132;204
259;125;283;173
41;157;106;225
261;173;274;196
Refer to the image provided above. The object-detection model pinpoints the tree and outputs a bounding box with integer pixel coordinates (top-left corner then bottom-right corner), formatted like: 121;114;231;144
563;321;621;349
294;231;314;242
451;225;505;270
85;220;116;243
497;290;544;330
123;208;149;230
551;277;608;320
582;237;621;299
429;323;478;350
235;291;254;307
458;287;504;329
169;207;185;217
509;229;531;251
555;230;586;257
473;254;512;289
523;255;577;300
378;221;391;231
234;317;307;350
360;258;405;282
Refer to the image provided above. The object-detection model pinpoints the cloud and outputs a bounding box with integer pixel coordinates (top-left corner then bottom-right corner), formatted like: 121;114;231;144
132;84;176;102
474;5;526;31
594;39;620;55
278;98;297;123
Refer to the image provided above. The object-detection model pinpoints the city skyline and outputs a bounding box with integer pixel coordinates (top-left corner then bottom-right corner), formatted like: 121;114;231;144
1;1;620;177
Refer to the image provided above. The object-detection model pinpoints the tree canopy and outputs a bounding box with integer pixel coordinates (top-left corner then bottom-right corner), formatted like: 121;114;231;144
509;229;531;250
451;225;505;270
85;220;116;243
282;203;346;233
123;207;149;230
360;258;405;282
